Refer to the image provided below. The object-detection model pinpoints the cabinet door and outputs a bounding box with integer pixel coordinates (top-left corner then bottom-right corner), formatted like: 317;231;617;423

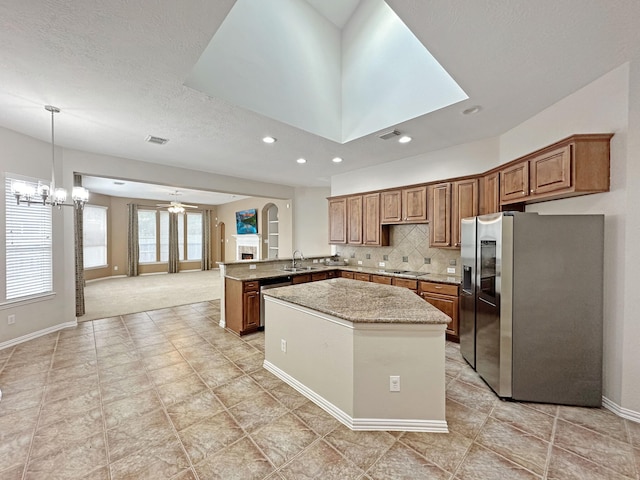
243;290;260;332
452;178;479;248
421;292;459;339
529;145;572;196
480;172;500;215
347;195;363;244
311;272;328;281
328;198;347;244
292;274;312;284
500;162;529;203
363;193;387;246
340;271;355;279
371;274;392;285
403;186;427;222
354;273;371;282
380;190;402;223
428;183;451;247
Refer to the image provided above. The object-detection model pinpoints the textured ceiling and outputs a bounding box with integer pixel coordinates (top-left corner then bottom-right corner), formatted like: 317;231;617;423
0;0;639;197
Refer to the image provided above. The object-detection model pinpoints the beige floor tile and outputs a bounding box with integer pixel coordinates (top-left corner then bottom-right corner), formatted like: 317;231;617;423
279;439;364;480
213;375;264;408
547;445;634;479
166;390;224;431
0;428;33;472
99;372;154;404
233;351;265;373
0;385;44;416
401;429;472;473
268;382;309;410
554;419;636;478
250;368;285;391
0;463;25;480
453;443;541;480
24;432;107;480
445;398;489;439
103;388;163;429
251;412;318;467
293;400;340;436
178;411;244;465
106;408;176;463
558;404;628;442
147;361;197;387
0;370;48;396
108;435;190;480
325;425;395;471
446;378;497;413
39;388;102;427
198;361;244;389
475;417;549;475
194;436;274;480
143;350;188;371
155;373;208;406
366;441;450;480
490;400;555;441
228;391;288;433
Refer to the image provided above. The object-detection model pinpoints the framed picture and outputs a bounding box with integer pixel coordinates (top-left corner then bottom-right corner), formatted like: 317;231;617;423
235;208;258;234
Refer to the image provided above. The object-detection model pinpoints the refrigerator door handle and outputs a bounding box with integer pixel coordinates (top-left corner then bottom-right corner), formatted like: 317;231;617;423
478;296;497;308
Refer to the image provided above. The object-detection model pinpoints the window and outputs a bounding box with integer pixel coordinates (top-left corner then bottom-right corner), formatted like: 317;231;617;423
138;210;157;263
83;205;107;268
138;210;203;263
5;176;53;301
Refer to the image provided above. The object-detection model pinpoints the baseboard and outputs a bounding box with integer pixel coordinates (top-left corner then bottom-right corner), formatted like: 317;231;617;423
602;396;640;423
263;360;448;433
0;320;77;351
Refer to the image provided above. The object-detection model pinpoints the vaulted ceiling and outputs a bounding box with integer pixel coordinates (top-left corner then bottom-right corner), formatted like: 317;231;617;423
1;0;639;198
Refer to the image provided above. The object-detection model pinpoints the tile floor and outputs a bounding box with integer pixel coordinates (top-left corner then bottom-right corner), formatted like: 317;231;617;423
0;300;638;480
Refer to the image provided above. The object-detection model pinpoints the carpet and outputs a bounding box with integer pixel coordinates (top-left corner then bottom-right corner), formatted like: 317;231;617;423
81;270;222;321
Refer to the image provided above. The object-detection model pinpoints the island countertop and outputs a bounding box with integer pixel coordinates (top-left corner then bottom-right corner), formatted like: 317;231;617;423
263;278;451;325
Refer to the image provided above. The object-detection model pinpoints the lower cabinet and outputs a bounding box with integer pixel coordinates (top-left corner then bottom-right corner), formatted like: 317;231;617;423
292;274;312;284
225;279;260;336
419;281;460;341
392;277;418;293
371;274;392;285
341;271;355;279
354;273;371;282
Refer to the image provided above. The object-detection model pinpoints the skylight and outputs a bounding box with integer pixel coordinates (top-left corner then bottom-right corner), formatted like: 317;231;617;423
185;0;468;143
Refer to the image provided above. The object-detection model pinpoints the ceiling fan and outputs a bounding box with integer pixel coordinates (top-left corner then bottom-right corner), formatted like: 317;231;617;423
156;190;198;213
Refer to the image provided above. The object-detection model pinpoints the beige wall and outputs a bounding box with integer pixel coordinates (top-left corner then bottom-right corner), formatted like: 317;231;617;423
293;187;332;257
216;196;293;261
84;194;219;280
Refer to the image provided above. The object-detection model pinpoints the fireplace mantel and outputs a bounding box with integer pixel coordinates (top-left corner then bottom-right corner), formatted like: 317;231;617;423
233;234;261;261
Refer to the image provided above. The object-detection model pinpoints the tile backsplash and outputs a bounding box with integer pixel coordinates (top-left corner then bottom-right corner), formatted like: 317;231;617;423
337;224;461;275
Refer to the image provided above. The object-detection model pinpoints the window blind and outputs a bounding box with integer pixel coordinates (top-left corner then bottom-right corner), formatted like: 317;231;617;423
5;176;53;300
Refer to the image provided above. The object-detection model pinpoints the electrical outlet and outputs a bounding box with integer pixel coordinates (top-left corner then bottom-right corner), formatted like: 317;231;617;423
8;314;16;325
379;262;385;267
447;267;456;274
389;375;400;392
281;339;287;353
249;264;257;270
357;260;363;265
312;259;318;263
114;265;118;271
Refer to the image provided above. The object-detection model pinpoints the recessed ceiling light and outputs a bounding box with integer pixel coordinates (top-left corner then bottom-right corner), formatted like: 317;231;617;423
462;105;482;115
332;157;343;163
296;158;306;164
113;181;125;186
398;136;412;144
262;136;277;144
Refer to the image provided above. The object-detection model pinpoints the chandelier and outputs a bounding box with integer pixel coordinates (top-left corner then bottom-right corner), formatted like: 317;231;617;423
11;105;89;209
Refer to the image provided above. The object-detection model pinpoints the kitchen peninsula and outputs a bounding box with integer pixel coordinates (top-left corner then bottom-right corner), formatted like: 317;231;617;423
262;278;450;432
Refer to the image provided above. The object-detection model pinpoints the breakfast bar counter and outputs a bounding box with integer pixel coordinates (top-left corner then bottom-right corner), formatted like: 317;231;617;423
262;278;450;432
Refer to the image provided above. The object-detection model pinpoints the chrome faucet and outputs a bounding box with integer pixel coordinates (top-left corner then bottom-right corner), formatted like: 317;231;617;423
292;250;304;269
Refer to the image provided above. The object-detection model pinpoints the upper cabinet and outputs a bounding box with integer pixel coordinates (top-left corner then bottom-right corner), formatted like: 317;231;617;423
427;183;451;247
381;186;427;224
330;194;389;246
479;171;500;215
363;193;390;246
328;197;347;244
347;195;363;245
451;178;479;248
500;134;613;206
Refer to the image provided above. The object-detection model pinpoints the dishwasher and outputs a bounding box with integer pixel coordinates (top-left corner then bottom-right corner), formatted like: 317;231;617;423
259;276;293;327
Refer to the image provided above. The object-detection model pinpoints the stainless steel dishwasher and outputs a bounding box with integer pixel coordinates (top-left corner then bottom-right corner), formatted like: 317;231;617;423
259;276;293;327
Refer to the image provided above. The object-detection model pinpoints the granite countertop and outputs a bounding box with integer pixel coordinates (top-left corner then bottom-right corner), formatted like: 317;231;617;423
225;264;461;285
263;278;451;325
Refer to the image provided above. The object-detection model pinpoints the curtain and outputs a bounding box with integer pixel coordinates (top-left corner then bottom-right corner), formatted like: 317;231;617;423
127;203;139;277
74;173;85;317
201;209;212;271
168;212;179;273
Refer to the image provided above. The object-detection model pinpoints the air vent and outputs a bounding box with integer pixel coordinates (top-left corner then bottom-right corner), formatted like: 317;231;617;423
378;130;400;140
145;135;169;145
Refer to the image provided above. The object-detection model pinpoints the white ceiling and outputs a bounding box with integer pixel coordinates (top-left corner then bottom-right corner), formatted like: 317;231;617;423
1;0;639;201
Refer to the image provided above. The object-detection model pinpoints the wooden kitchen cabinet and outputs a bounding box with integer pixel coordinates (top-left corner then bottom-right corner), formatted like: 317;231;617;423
363;193;390;246
354;273;371;282
427;182;451;247
419;281;460;341
225;278;260;336
347;195;363;245
392;277;418;293
340;271;355;279
381;186;427;224
480;171;500;215
371;274;393;285
451;178;479;248
292;274;312;284
328;197;347;244
500;134;613;206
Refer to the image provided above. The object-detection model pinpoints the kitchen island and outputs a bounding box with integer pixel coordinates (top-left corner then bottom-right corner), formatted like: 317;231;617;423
262;278;450;432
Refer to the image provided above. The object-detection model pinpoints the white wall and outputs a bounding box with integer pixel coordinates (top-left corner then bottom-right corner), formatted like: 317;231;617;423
331;136;499;196
331;62;640;416
293;186;331;257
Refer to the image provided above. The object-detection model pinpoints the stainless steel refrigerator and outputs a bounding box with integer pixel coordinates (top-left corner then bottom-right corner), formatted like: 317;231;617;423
460;212;604;407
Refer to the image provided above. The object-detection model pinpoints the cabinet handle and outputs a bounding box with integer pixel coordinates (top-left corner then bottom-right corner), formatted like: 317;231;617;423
435;286;443;289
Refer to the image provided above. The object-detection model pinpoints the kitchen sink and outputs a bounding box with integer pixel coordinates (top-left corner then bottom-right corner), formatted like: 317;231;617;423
385;270;430;277
282;266;319;272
